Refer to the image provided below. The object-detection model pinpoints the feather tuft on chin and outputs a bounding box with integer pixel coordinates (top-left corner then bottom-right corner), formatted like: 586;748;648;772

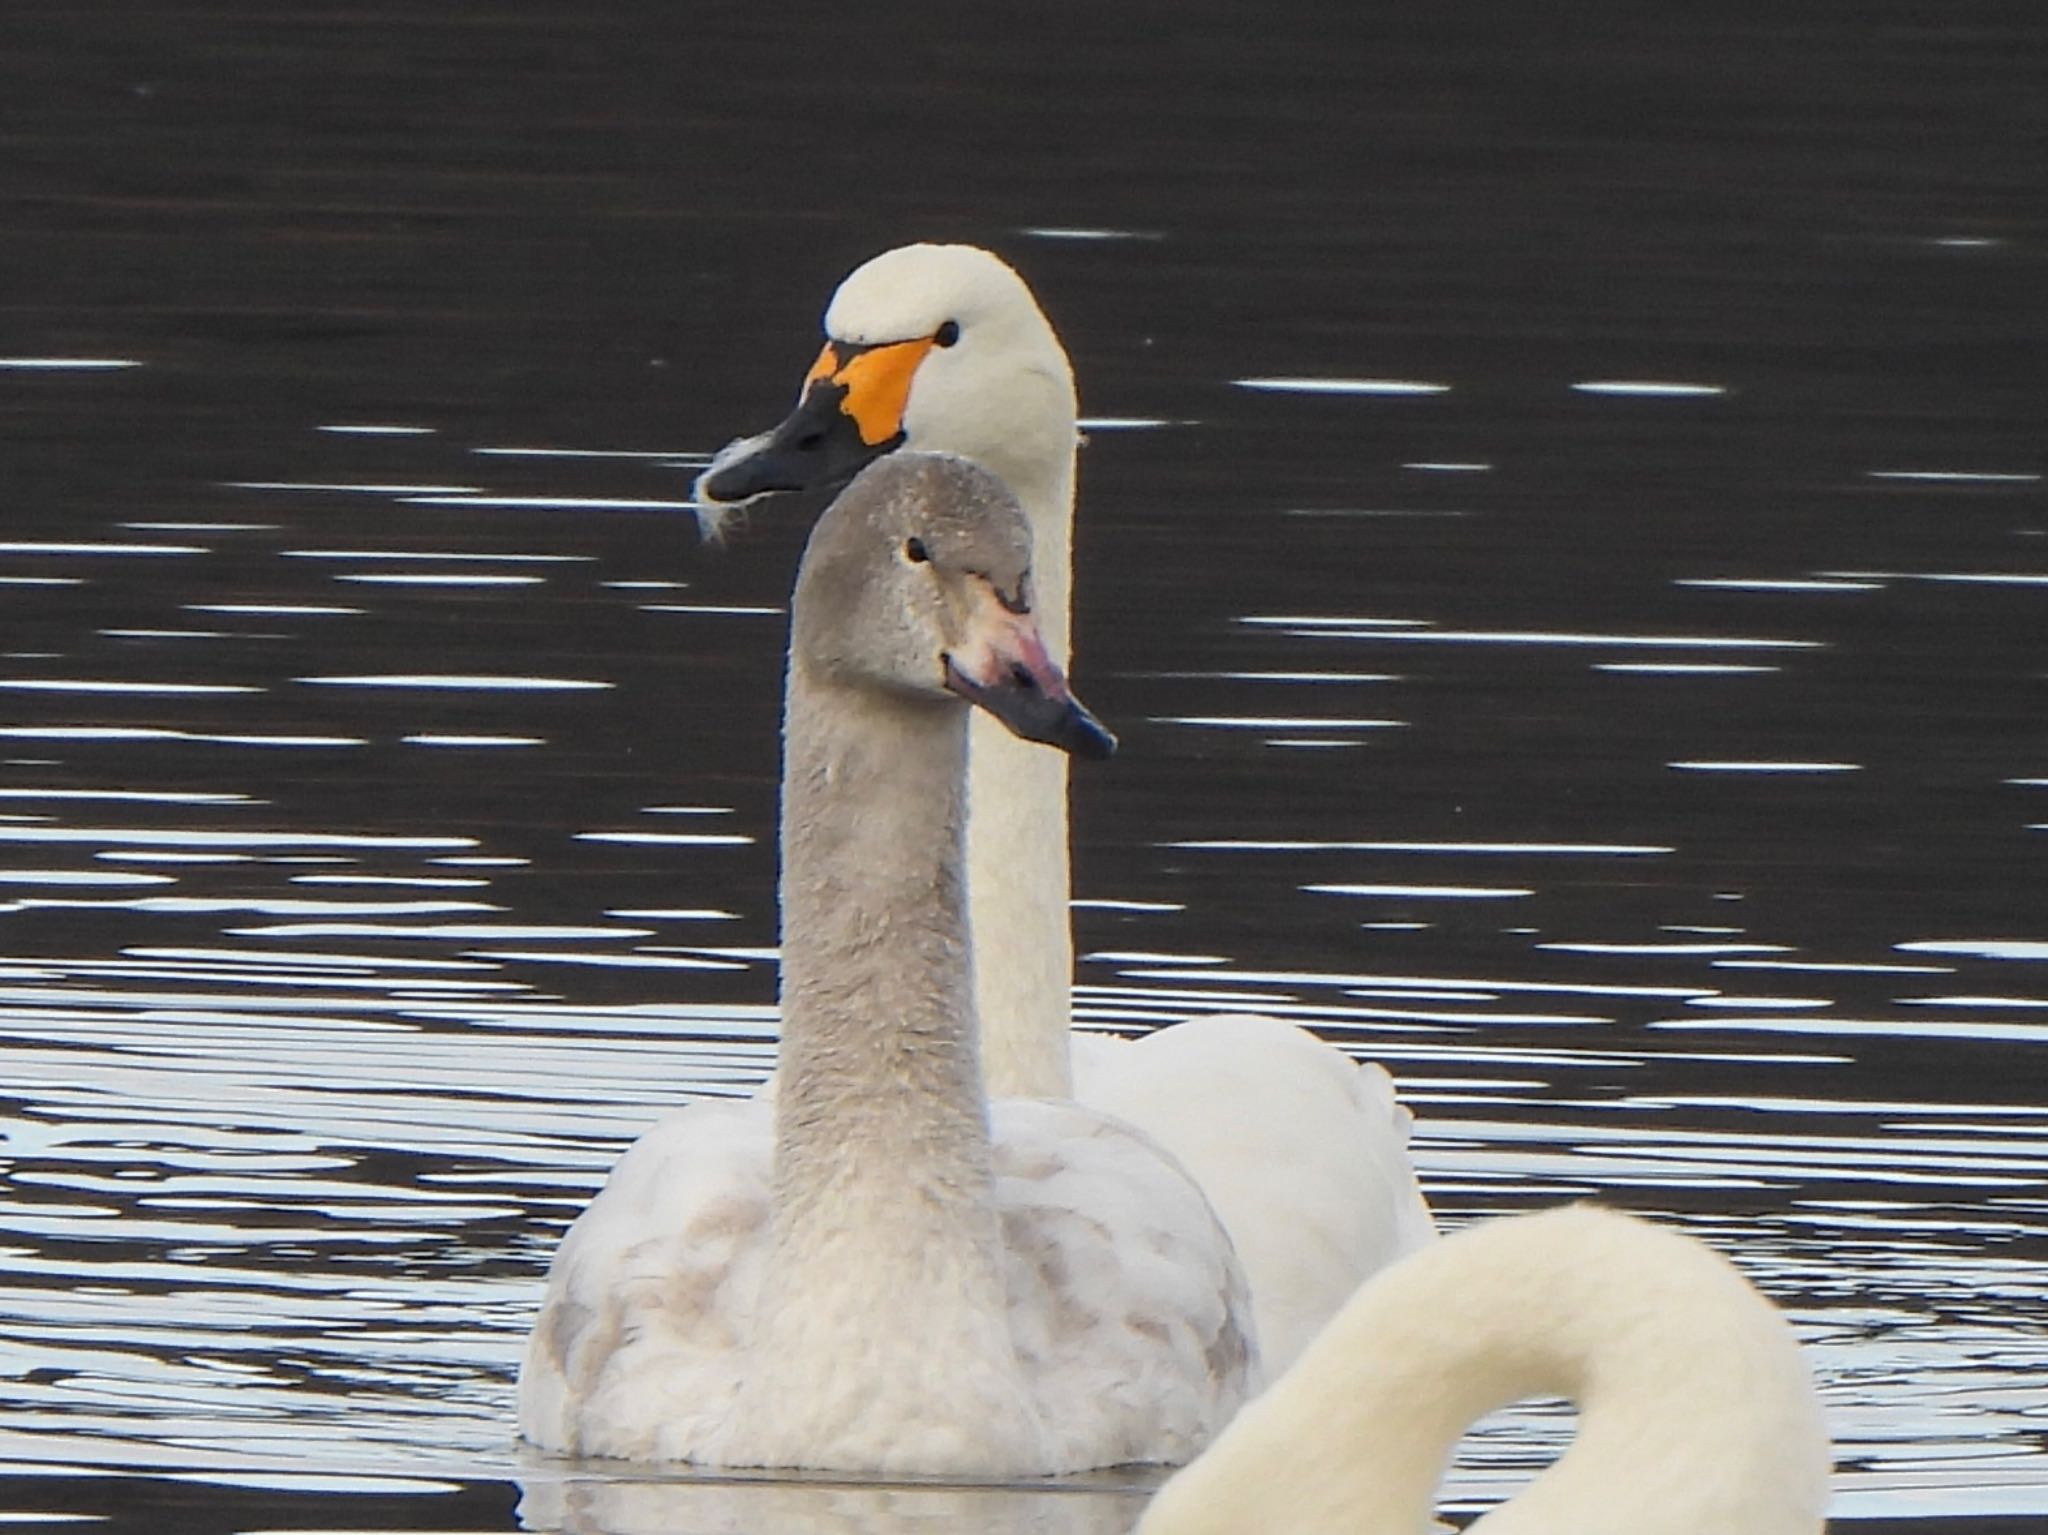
690;431;777;543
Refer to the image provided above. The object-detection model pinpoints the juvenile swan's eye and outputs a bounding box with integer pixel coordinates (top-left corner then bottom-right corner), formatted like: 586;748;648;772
904;537;931;564
934;320;961;348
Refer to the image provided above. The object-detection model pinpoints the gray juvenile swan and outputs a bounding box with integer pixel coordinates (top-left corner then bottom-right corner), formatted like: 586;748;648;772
519;453;1256;1474
697;243;1433;1371
1135;1205;1832;1535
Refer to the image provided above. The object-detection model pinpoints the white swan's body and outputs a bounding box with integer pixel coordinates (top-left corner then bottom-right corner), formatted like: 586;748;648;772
1138;1205;1832;1535
1073;1014;1435;1368
519;454;1255;1474
698;243;1434;1371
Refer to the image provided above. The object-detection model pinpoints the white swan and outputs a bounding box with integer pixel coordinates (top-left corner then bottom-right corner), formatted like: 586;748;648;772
697;242;1434;1370
519;452;1256;1474
700;244;1081;1099
1136;1205;1833;1535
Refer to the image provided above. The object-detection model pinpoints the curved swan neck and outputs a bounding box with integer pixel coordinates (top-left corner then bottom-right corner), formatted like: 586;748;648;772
1137;1207;1829;1535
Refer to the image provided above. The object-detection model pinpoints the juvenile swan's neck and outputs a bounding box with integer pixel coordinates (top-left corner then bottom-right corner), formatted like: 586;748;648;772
967;414;1078;1100
1137;1207;1830;1535
775;662;1002;1268
748;658;1025;1451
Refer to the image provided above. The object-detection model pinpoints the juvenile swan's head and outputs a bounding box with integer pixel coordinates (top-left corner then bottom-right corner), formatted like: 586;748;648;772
696;245;1075;538
791;454;1111;760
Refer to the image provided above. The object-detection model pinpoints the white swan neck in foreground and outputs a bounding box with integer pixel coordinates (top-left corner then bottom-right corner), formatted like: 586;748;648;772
1137;1205;1831;1535
835;246;1083;1103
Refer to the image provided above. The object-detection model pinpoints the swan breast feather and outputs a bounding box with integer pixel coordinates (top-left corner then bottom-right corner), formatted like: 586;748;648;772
990;1096;1260;1467
517;1100;776;1460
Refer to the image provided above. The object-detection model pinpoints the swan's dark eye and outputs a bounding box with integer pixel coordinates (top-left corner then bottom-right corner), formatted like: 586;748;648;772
934;320;960;348
905;537;930;564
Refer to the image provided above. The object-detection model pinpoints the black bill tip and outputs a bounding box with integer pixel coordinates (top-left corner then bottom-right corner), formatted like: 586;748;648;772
696;381;897;507
946;657;1117;762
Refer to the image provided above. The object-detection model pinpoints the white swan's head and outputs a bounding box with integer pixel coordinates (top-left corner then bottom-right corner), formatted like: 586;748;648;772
792;452;1113;760
696;244;1077;538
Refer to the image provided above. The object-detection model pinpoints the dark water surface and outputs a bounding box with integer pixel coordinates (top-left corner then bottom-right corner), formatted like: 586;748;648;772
2;5;2044;1533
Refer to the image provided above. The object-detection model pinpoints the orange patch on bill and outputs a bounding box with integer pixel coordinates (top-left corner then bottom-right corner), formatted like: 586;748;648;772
807;336;937;447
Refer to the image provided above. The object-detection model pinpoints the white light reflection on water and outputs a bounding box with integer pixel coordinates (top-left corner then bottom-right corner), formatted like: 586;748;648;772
1899;940;2048;962
0;541;203;556
0;790;258;805
1570;380;1727;397
1670;760;1862;774
1171;838;1669;855
1543;941;1791;957
639;603;784;616
1597;661;1781;674
403;735;545;748
573;832;753;847
1866;470;2041;484
1676;577;1883;593
98;628;236;640
0;871;176;887
0;827;472;850
339;574;549;587
0;680;262;696
0;726;366;747
1307;882;1535;900
0;357;142;370
126;521;277;531
1;914;2044;1525
295;676;612;692
404;496;699;512
1148;715;1403;730
1240;616;1825;650
1018;225;1164;241
1137;669;1399;683
1232;376;1451;395
283;551;590;565
228;481;485;495
1821;568;2048;588
187;603;363;616
476;445;699;460
1656;1018;2048;1046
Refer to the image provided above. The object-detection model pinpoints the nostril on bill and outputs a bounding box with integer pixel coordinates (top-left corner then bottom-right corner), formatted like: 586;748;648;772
1011;664;1038;691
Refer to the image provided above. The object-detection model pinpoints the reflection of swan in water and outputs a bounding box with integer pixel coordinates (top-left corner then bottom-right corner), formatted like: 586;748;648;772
698;242;1433;1373
516;1470;1140;1535
1136;1205;1832;1535
520;454;1254;1474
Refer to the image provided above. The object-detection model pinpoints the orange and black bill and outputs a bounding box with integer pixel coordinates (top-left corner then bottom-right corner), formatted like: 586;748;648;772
697;334;936;504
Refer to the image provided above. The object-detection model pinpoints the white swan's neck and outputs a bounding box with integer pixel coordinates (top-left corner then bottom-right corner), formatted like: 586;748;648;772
1137;1207;1830;1535
965;419;1079;1099
756;666;1019;1395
